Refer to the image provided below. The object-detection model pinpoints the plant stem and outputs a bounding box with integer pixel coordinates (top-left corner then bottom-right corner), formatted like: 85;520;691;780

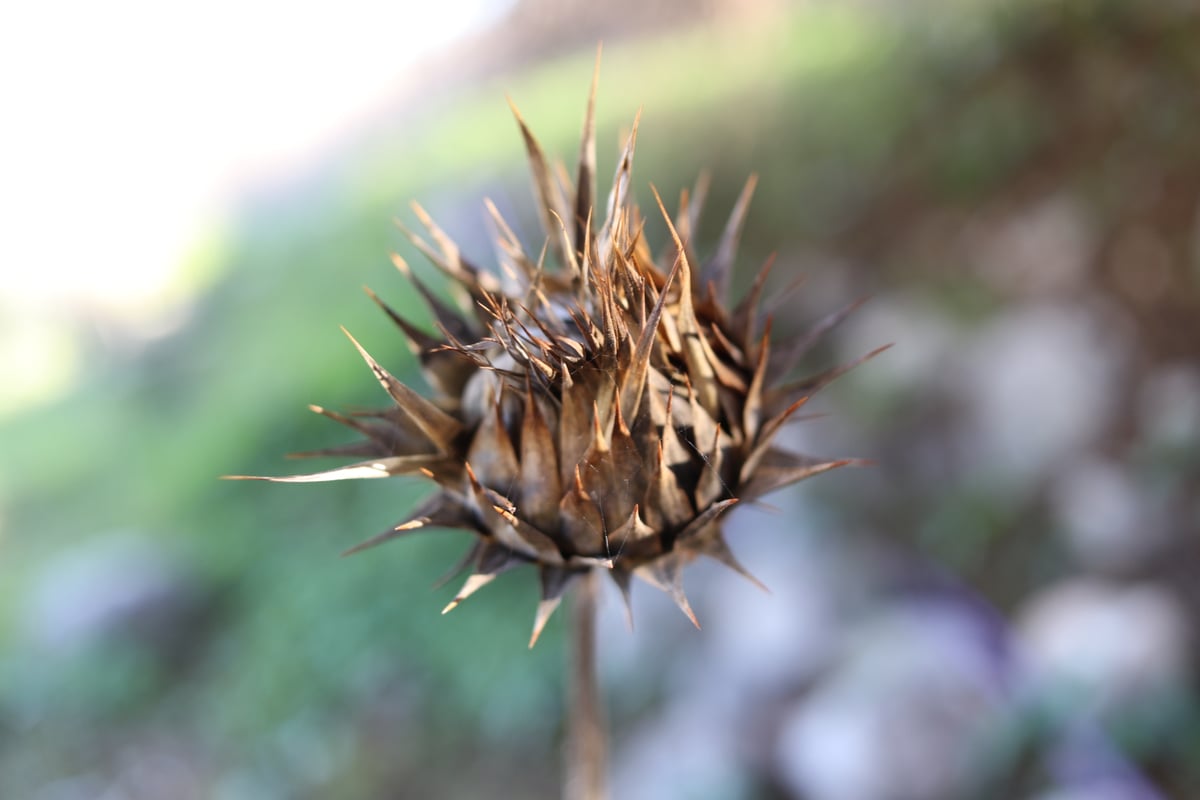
565;570;607;800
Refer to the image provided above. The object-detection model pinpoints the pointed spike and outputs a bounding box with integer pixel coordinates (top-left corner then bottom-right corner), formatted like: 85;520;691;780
529;597;563;648
606;503;654;561
442;542;525;614
465;462;564;564
558;365;599;487
520;377;562;533
741;397;813;480
482;196;521;244
442;573;496;614
465;398;519;489
690;530;769;593
341;328;463;451
588;259;618;353
623;212;650;267
477;538;524;573
574;45;601;256
614;250;645;321
695;423;728;509
483;197;535;282
532;237;552;291
678;596;701;629
394;215;462;286
529;566;580;648
409;201;498;292
432;540;483;590
731;252;777;346
609;569;636;631
553;159;574;214
660;384;689;459
705;320;746;363
674;498;739;543
307;403;374;436
516;300;569;352
392;219;456;279
734;398;830;484
636;552;701;629
687;170;712;239
547;208;582;280
600;109;641;257
490;503;565;565
341;517;430;557
578;206;596;289
559;462;606;555
362;286;475;397
620;254;681;423
665;579;701;629
644;405;694;531
644;444;671;532
766;344;894;412
389;253;478;341
591;399;609;452
650;186;692;296
660;186;699;276
741;454;866;501
651;185;720;415
612;387;631;439
362;286;441;353
508;95;571;270
576;391;639;539
770;295;869;380
681;374;719;461
743;321;772;437
341;493;475;557
285;442;389;461
223;454;443;484
702;174;758;302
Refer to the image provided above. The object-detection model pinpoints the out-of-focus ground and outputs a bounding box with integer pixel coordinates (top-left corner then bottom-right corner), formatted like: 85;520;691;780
2;1;1199;798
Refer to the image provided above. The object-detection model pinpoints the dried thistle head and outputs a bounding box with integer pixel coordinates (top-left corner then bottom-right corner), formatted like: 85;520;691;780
234;68;878;647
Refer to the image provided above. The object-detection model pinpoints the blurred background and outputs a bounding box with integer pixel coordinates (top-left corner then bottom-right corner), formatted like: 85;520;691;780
3;0;1199;797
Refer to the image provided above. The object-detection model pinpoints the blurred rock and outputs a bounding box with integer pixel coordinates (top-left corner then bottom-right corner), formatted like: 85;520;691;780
1033;781;1162;800
698;505;842;694
774;598;1010;800
608;502;845;800
1038;722;1168;800
1108;225;1175;308
1137;363;1200;449
30;775;109;800
1051;458;1165;573
109;739;207;800
610;701;749;800
1016;578;1191;718
968;194;1095;297
24;533;207;658
954;303;1126;484
837;292;959;394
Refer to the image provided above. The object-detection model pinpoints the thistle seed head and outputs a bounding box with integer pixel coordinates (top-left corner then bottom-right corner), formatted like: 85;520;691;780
234;64;878;647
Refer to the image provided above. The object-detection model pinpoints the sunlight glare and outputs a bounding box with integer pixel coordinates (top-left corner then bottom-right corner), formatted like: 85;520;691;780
0;0;509;412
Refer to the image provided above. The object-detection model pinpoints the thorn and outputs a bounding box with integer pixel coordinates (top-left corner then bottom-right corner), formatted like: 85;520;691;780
674;591;701;630
529;597;562;648
441;573;495;614
339;517;429;557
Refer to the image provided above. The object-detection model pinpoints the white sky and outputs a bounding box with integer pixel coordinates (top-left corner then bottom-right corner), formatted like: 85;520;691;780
0;0;508;414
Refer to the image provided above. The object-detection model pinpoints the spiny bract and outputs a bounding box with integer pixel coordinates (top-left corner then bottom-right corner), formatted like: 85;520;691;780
236;69;878;647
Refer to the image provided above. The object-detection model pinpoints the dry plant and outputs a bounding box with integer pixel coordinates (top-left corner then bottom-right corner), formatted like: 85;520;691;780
229;52;876;799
